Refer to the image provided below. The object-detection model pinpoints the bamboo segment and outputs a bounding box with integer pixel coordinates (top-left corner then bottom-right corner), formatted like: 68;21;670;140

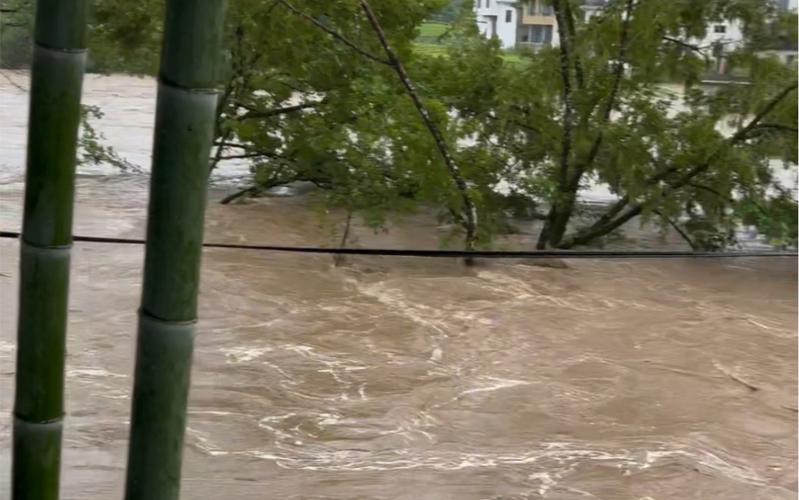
124;1;225;498
12;420;63;500
160;0;227;89
124;315;194;499
14;245;70;420
13;1;87;499
140;84;217;322
21;48;85;247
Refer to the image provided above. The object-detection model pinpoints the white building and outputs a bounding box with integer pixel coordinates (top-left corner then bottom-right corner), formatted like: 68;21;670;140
516;0;561;50
473;0;596;51
474;0;522;48
473;0;795;65
695;0;797;73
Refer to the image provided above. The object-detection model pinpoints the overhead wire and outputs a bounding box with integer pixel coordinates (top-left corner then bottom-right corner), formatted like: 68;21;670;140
0;230;795;259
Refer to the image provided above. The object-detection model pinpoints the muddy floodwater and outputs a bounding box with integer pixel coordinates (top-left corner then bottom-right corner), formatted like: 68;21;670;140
0;72;797;499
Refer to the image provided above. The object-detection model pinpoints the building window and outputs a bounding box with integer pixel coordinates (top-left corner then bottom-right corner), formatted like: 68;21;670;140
506;10;513;22
522;24;553;44
714;24;726;33
477;0;481;7
526;0;553;15
486;0;490;7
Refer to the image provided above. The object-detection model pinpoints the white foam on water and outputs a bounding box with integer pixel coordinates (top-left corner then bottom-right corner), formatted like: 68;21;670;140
640;448;764;485
97;390;131;400
457;376;531;398
66;368;127;378
348;278;450;338
528;471;561;497
0;340;16;356
220;346;273;363
744;317;795;338
224;440;766;487
188;410;247;417
186;426;230;457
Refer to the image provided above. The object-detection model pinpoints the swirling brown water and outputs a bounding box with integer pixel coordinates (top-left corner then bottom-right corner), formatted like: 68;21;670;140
0;176;795;499
0;73;796;499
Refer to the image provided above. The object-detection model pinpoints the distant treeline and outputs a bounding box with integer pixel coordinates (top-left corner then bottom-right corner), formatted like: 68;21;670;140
429;0;464;23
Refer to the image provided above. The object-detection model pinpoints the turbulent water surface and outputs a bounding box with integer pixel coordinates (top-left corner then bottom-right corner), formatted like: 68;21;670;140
0;72;796;499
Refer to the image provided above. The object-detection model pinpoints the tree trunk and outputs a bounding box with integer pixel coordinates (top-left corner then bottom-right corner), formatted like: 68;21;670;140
333;209;353;267
537;191;578;249
13;2;88;499
124;1;225;499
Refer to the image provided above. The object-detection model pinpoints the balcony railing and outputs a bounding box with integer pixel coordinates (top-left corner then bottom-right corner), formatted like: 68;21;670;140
516;41;551;51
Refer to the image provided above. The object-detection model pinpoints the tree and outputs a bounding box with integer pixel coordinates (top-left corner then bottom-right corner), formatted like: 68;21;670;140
92;0;518;250
87;0;799;250
426;0;797;249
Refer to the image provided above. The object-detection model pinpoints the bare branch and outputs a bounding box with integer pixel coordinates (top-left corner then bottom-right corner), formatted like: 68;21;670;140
0;70;27;92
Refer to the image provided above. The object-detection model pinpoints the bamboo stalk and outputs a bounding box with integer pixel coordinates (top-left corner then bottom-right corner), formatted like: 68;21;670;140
13;1;88;498
124;1;225;499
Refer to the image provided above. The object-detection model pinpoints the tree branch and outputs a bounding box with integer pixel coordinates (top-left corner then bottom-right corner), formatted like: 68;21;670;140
558;81;798;248
653;210;697;250
220;185;266;204
0;70;27;92
213;141;251;150
662;35;709;60
278;0;391;66
551;0;575;190
210;25;262;173
216;152;275;160
236;101;320;120
578;0;635;177
750;122;798;134
561;0;584;89
358;0;478;253
333;208;353;267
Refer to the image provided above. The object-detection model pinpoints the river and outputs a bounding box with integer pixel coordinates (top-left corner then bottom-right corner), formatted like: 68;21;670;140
0;72;796;499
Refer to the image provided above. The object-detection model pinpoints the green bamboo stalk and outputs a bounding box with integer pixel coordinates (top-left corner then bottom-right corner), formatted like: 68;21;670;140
124;1;226;499
12;1;88;499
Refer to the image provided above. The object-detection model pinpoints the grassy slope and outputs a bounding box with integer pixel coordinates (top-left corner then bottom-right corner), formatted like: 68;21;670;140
414;22;526;66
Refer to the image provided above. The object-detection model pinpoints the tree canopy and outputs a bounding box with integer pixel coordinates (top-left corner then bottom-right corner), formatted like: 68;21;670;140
10;0;799;249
